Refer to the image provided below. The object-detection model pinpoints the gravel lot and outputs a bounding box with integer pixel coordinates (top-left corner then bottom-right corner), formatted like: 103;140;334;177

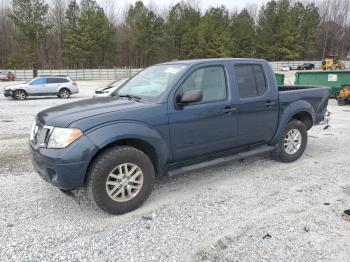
0;80;350;262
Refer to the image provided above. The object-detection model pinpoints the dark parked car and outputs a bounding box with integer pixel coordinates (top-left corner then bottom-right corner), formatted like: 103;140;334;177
0;71;15;81
297;63;315;70
30;58;330;214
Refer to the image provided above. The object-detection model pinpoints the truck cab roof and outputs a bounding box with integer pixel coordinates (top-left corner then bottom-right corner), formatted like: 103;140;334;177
161;58;268;66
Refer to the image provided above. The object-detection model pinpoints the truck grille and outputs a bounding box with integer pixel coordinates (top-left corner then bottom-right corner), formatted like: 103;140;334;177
30;124;53;147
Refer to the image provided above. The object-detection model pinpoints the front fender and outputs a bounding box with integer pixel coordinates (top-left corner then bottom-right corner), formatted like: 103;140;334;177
269;100;315;145
84;121;170;175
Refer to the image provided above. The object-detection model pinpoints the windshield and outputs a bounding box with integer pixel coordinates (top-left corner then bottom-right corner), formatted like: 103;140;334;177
26;78;36;84
116;64;187;99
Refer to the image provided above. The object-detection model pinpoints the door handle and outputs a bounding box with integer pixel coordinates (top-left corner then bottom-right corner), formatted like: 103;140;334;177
265;101;276;107
222;106;237;113
200;106;236;118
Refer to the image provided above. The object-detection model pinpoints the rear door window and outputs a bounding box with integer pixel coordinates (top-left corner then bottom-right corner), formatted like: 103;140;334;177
234;64;267;98
47;78;69;83
59;78;69;83
47;78;57;84
253;65;267;95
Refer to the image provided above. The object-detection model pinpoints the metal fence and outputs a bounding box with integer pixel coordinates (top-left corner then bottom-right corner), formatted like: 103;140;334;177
3;61;350;80
2;68;143;80
269;61;350;71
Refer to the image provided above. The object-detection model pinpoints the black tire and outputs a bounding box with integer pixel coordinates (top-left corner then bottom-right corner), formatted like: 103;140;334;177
337;99;346;106
59;188;74;196
13;90;27;100
273;120;307;163
58;88;71;98
86;146;155;215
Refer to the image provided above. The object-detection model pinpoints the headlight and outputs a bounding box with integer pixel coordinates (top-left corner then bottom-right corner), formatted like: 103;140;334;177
30;122;37;140
47;127;82;148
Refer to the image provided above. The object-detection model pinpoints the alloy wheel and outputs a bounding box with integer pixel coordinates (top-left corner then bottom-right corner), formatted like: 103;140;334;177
105;163;144;202
15;91;26;100
60;90;70;98
284;129;302;155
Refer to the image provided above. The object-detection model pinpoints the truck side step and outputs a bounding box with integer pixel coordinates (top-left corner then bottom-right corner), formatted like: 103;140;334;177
167;146;274;177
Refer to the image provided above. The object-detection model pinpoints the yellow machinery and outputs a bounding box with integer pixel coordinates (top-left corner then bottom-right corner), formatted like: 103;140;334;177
321;56;345;70
336;85;350;105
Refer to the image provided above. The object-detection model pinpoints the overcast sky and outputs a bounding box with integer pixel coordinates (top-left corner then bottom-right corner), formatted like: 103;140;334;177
0;0;270;12
141;0;267;10
113;0;268;13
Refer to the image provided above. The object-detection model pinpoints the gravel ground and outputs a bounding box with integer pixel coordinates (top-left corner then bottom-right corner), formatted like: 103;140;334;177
0;80;350;262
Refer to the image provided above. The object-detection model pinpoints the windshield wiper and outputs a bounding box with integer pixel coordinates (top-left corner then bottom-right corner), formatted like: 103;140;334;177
117;94;142;101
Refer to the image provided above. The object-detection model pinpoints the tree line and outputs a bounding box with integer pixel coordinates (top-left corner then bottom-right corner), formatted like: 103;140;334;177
0;0;349;69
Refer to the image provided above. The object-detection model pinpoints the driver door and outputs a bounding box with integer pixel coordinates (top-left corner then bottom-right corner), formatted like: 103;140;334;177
168;65;239;161
27;77;47;95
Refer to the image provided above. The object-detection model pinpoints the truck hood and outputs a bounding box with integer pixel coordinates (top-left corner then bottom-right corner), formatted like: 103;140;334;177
36;97;147;127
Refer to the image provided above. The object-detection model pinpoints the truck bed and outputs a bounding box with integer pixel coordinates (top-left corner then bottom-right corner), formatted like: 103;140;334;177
278;85;331;125
278;85;324;91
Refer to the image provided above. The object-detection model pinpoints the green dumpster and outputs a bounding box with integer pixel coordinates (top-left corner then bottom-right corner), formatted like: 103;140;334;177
275;73;285;85
294;70;350;97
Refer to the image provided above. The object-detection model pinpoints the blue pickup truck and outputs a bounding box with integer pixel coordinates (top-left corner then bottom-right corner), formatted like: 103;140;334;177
30;58;330;214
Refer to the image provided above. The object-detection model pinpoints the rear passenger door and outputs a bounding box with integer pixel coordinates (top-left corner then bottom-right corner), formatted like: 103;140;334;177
233;63;279;146
46;78;61;93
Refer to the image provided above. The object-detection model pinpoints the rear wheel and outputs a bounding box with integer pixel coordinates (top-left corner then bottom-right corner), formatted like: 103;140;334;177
337;99;346;106
13;90;26;100
58;88;71;98
87;146;155;215
273;120;307;163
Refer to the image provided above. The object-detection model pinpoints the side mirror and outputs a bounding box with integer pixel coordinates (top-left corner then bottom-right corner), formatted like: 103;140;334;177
178;90;203;105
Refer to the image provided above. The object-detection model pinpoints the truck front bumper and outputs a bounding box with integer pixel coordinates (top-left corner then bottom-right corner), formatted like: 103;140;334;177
30;136;98;190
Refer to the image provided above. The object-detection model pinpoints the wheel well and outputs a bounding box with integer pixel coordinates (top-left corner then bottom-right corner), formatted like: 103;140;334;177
14;89;27;95
87;138;159;179
59;87;71;93
291;112;313;130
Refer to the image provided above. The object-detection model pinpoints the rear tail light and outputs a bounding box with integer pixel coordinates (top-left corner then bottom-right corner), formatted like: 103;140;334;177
72;80;77;86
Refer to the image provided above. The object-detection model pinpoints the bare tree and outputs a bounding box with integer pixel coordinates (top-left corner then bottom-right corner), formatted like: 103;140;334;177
317;0;350;59
44;0;67;67
0;0;17;67
245;3;259;23
100;0;121;25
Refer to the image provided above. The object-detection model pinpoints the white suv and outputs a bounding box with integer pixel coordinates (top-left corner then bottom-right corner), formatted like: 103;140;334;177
4;76;79;100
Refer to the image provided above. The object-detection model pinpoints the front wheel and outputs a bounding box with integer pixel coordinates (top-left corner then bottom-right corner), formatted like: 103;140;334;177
59;188;74;196
87;146;155;215
273;120;307;163
337;99;346;106
13;90;27;100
